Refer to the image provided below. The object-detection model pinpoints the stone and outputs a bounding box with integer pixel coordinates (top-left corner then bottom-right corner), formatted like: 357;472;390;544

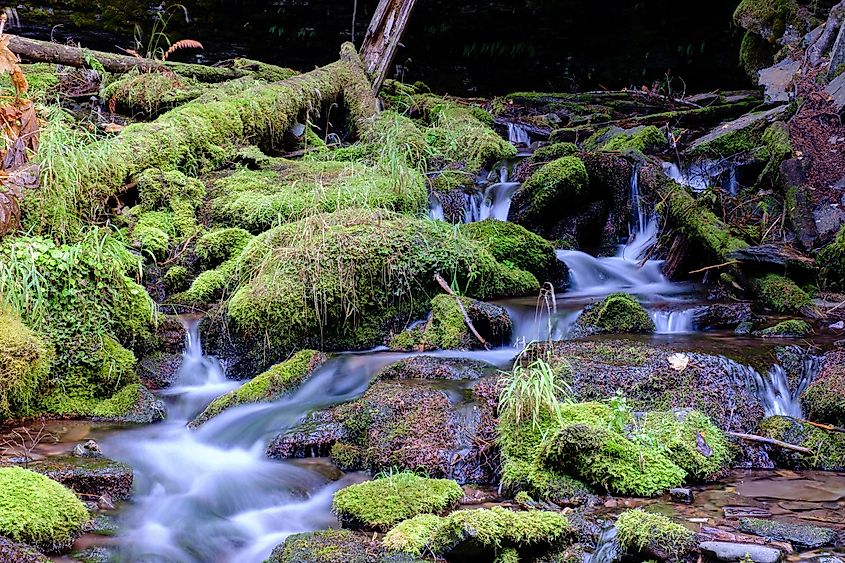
691;303;754;329
689;106;788;153
72;439;103;458
830;321;845;330
829;73;845;114
138;352;183;390
814;204;845;241
829;24;845;81
738;517;836;549
758;59;801;103
31;455;134;501
726;244;817;271
698;541;782;563
0;537;49;563
670;487;694;503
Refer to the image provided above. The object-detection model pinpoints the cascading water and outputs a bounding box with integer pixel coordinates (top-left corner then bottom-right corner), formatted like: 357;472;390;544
507;122;531;145
428;191;445;221
461;164;520;223
661;159;739;196
651;309;695;334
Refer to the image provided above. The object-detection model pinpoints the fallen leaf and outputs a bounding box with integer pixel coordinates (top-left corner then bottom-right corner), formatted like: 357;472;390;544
667;352;690;371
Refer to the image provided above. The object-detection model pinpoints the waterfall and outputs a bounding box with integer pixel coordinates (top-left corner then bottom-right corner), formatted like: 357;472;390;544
719;352;822;418
651;309;695;334
462;182;520;223
623;163;658;261
428;191;445;221
661;159;740;196
507;122;531;145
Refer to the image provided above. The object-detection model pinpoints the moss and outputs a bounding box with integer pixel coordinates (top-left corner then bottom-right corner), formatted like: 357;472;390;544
266;529;388;563
332;472;463;531
195;228;254;269
576;293;655;334
739;32;775;79
230;58;298;82
0;467;89;553
759;416;845;470
754;274;812;313
602;126;666;153
227;209;537;367
639;410;733;480
0;64;59;101
133;218;172;260
136;168;206;211
102;70;206;114
190;350;326;426
803;351;845;426
531;142;578;163
818;226;845;292
738;518;837;549
162;265;190;292
615;509;695;561
734;0;797;42
522;156;589;218
460;220;560;282
0;310;53;420
174;269;226;306
432;169;474;192
754;319;811;337
330;442;363;471
382;514;444;555
365;110;430;169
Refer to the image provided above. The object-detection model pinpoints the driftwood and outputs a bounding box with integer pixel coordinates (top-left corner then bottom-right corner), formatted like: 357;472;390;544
360;0;418;94
7;34;248;82
726;431;812;454
433;273;490;349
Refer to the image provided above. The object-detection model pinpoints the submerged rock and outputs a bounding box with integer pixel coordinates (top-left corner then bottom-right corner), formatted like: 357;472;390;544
699;541;782;563
31;455;133;501
266;529;417;563
738;517;836;549
574;292;655;335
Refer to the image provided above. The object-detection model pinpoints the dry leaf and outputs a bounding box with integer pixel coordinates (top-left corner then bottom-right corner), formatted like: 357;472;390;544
103;123;125;134
667;352;690;372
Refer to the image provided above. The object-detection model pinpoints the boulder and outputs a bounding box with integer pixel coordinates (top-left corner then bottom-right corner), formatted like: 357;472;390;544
828;73;845;114
738;517;836;549
758;58;800;103
699;541;782;563
691;303;755;329
266;529;417;563
137;352;182;390
575;293;655;335
802;349;845;426
374;356;496;382
31;455;133;501
0;537;49;563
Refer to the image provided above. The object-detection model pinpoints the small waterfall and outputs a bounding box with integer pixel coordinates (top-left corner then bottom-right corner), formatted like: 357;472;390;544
507;122;531;145
651;309;695;334
624;163;657;261
463;191;484;223
661;159;739;196
462;183;520;223
428;191;445;221
720;353;823;418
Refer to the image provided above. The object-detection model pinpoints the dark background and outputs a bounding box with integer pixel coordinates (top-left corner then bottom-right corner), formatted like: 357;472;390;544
14;0;749;95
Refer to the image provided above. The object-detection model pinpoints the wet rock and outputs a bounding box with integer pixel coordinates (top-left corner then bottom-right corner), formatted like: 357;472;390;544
691;302;754;329
0;537;49;563
726;244;816;273
154;314;187;353
814;204;845;242
138;352;183;390
115;385;167;424
69;546;118;563
72;439;103;458
699;541;782;563
266;529;419;563
31;455;133;501
828;74;845;114
689;106;788;155
738;517;836;549
735;321;755;335
802;349;845;426
758;58;800;103
758;416;845;470
753;319;811;338
670;487;694;503
375;356;496;382
87;513;120;537
574;292;655;335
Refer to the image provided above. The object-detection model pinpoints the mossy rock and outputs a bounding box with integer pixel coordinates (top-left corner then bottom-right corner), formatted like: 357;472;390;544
758;416;845;470
0;310;53;420
531;142;578;163
31;455;133;501
460;220;566;285
225;209;538;373
332;472;463;531
740;32;776;80
818;225;845;291
576;293;655;334
375;356;496;382
599;126;666;154
189;350;328;427
195;227;254;269
753;319;811;337
615;509;695;561
521;156;589;219
734;0;797;42
266;529;418;563
738;517;837;550
802;350;845;427
0;467;89;553
754;274;812;313
0;536;50;563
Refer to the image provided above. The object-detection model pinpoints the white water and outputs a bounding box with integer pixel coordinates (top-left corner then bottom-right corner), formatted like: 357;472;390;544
662;159;739;196
507;122;531;145
651;309;695;334
462;182;520;223
428;191;445;221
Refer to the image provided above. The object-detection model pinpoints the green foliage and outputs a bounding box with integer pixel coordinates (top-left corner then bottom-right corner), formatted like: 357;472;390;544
615;509;695;561
0;310;53;420
365;110;430;172
639;410;733;480
0;467;89;553
332;472;463;531
803;355;845;427
382;514;444;555
531;143;578;163
499;355;571;430
390;294;469;350
755;319;811;337
0;64;59;101
162;265;190;292
102;70;205;114
191;350;325;426
460;220;559;282
577;292;656;334
759;416;845;470
818;226;845;292
432;169;474;192
602;126;666;153
522;156;589;218
754;274;812;313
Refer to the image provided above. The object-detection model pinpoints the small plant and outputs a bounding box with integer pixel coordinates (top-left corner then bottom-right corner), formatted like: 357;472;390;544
499;350;571;429
130;5;203;62
607;390;631;434
1;423;57;468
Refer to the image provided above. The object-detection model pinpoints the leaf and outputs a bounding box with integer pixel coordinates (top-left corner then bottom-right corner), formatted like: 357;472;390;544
667;352;690;372
0;34;27;98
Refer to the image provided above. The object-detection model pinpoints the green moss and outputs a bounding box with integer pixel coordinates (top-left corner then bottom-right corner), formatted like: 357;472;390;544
818;226;845;292
230;58;298;82
734;0;797;41
174;269;226;306
382;514;444;555
267;529;388;563
759;416;845;470
332;472;463;531
0;64;59;101
755;319;811;337
0;310;53;420
190;350;326;426
639;410;733;480
739;32;775;79
460;220;559;282
430;507;570;554
391;294;467;350
195;228;254;269
162;265;190;292
522;156;589;218
577;293;655;334
45;383;146;419
0;467;89;553
531;143;578;163
754;274;812;313
432;169;474;192
615;509;695;561
330;442;363;471
803;355;845;426
102;70;206;114
365;110;430;169
136;169;206;211
602;126;666;153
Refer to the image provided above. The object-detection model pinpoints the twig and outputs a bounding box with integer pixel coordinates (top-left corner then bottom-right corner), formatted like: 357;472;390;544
688;260;739;275
726;431;811;454
801;419;845;434
433;273;489;350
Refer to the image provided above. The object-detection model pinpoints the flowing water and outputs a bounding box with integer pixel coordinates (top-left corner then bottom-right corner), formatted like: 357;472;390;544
506;122;531;145
661;158;739;196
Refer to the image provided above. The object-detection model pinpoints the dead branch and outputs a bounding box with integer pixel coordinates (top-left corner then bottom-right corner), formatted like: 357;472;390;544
433;273;490;349
726;431;812;454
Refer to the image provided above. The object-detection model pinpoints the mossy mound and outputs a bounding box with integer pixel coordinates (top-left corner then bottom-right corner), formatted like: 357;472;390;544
266;529;410;563
389;294;512;351
818;226;845;291
103;70;206;115
0;64;59;101
195;227;254;269
0;310;53;420
531;143;578;163
754;274;812;313
802;350;845;427
190;350;327;427
754;319;811;337
332;472;463;531
460;220;564;284
0;467;89;553
576;293;655;334
209;158;427;234
383;507;571;559
226;209;538;371
740;32;776;80
521;156;589;219
615;509;695;562
734;0;797;42
759;416;845;470
595;126;667;154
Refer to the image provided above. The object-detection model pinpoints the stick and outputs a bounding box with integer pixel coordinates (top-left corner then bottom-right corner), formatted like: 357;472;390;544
688;260;739;275
801;420;845;433
433;273;489;349
726;431;812;454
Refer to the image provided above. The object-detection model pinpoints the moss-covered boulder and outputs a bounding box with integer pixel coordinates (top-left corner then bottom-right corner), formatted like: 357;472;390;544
802;350;845;427
520;156;589;220
460;220;566;285
0;310;53;420
189;350;328;427
615;509;696;562
530;142;578;163
266;529;414;563
734;0;797;42
587;125;667;154
224;209;537;373
818;225;845;291
754;319;811;337
576;293;655;334
738;517;837;550
375;356;496;382
389;295;512;351
0;467;89;553
754;274;812;313
0;537;50;563
332;472;462;531
758;416;845;470
31;456;133;501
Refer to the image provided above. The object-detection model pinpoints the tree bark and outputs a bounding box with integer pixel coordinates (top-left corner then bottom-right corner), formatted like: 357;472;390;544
359;0;418;94
7;34;248;82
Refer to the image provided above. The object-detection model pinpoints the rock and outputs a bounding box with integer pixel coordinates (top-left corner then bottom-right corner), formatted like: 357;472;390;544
758;416;845;470
738;517;836;549
829;74;845;115
758;59;801;103
829;21;845;81
691;303;754;329
154;314;187;353
574;292;655;335
0;537;50;563
735;321;755;335
375;356;496;382
138;352;183;390
670;487;694;503
699;541;782;563
802;349;845;426
814;204;845;242
71;439;103;458
689;106;787;155
726;244;816;272
266;529;417;563
753;319;811;338
31;455;134;501
830;320;845;330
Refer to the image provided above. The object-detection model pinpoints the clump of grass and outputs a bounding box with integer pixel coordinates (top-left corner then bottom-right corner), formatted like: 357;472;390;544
498;350;572;429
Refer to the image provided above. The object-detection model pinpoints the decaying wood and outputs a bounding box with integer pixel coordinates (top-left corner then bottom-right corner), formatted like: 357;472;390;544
434;273;490;350
7;34;247;82
360;0;418;94
808;0;845;67
726;431;812;454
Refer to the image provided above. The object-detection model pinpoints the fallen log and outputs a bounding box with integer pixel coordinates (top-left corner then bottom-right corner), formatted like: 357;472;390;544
360;0;419;94
8;34;248;82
